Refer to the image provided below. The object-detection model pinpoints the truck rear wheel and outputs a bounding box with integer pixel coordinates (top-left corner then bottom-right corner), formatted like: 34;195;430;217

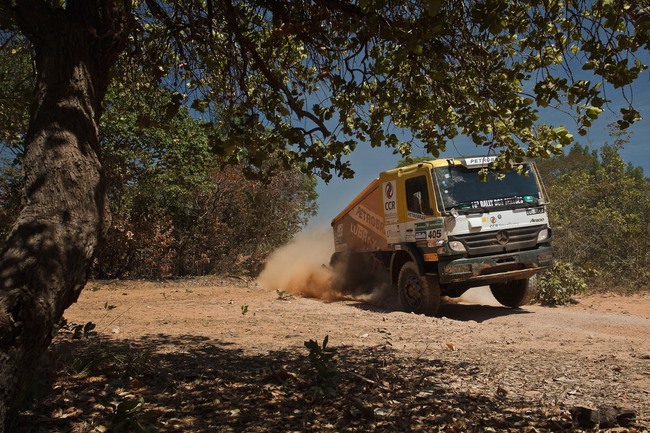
397;262;441;316
490;277;536;308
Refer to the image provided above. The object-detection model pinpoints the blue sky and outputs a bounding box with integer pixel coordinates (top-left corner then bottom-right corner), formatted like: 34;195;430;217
309;68;650;228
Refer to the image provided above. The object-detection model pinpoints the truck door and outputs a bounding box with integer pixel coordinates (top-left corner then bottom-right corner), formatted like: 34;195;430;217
381;166;443;245
402;172;436;243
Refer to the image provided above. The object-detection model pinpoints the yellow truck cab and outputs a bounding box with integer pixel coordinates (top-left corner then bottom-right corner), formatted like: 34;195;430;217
331;156;554;316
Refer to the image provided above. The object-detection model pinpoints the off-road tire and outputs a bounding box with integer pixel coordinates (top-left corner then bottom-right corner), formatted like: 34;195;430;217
490;276;537;308
397;262;441;316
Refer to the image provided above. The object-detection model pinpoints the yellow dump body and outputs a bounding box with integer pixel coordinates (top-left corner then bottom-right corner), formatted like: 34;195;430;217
331;179;389;253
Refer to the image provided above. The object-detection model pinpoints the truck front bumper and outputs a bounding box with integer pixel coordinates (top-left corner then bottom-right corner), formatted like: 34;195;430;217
437;245;554;286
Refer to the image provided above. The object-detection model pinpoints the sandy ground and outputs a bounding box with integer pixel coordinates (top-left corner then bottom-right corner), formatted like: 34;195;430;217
43;277;649;431
13;231;650;432
69;279;650;361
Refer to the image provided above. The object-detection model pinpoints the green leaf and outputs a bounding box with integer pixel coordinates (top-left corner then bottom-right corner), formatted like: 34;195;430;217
586;106;602;119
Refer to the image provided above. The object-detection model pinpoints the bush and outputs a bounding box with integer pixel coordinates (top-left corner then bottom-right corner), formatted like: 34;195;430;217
536;141;650;293
535;261;588;306
90;164;316;279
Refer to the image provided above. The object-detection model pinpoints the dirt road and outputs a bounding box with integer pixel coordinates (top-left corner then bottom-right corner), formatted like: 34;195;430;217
15;278;649;432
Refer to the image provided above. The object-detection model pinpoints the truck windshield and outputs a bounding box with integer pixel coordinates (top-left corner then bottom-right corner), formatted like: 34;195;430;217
433;164;543;213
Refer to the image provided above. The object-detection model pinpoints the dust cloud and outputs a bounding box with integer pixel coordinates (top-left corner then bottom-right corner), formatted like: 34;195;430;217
258;229;502;311
257;227;397;308
257;227;342;301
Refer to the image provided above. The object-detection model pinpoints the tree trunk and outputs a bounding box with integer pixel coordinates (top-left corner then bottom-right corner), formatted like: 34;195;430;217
0;2;130;430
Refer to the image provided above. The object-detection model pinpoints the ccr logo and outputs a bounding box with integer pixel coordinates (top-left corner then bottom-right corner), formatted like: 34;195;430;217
384;182;394;199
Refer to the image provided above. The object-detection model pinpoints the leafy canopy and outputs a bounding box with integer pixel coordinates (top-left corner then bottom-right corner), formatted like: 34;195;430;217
0;42;319;277
1;0;648;180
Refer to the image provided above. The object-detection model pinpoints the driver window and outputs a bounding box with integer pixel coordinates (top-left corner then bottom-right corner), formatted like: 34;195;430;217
405;176;432;215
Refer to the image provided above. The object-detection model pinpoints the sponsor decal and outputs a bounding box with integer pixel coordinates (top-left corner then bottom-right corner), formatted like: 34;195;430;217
424;253;439;262
415;218;446;242
382;180;397;220
489;221;519;229
384;182;394;199
385;224;401;241
490;216;497;224
415;219;444;230
349;222;378;248
530;217;546;223
407;211;426;220
350;205;385;237
470;197;525;208
465;156;497;166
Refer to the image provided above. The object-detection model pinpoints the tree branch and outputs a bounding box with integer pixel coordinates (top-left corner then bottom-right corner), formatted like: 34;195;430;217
5;0;58;45
223;0;330;138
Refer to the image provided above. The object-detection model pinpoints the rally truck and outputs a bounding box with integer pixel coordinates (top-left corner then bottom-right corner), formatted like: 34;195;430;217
330;156;554;316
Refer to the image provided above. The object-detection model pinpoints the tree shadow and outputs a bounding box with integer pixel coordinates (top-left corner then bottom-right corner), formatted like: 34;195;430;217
13;332;573;432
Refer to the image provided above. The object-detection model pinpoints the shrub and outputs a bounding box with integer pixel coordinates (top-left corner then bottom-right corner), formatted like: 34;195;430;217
304;335;338;397
536;140;650;293
535;261;588;306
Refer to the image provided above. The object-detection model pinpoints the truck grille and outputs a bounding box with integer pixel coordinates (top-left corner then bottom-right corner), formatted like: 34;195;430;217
452;225;544;256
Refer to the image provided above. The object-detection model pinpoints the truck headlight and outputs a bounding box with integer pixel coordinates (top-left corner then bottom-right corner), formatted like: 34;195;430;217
537;228;550;243
448;240;466;253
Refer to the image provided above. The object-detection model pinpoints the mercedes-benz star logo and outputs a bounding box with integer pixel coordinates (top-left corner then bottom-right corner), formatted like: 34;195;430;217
496;230;509;245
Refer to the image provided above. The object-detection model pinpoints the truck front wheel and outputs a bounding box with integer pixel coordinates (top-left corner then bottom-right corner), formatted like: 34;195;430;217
490;277;536;308
397;262;441;316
